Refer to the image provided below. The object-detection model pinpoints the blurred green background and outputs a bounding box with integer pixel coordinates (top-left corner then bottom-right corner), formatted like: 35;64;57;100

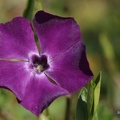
0;0;120;120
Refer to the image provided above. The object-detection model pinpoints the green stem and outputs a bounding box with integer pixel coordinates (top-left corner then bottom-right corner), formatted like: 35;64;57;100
23;0;35;21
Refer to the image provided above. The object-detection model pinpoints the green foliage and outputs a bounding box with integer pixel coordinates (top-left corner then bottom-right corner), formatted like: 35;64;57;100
93;72;102;114
76;88;88;120
76;72;102;120
23;0;42;21
23;0;35;21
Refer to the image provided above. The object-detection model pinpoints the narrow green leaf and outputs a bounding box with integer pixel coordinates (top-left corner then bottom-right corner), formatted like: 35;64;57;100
87;80;95;118
93;72;102;114
23;0;43;21
76;88;88;120
23;0;35;20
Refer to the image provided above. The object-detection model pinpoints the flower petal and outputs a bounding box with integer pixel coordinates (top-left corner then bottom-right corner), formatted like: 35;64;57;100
0;17;38;60
0;61;30;100
34;11;82;61
19;74;69;116
45;42;93;93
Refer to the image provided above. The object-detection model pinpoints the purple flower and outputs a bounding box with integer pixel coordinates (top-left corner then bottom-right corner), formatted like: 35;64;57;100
0;11;93;116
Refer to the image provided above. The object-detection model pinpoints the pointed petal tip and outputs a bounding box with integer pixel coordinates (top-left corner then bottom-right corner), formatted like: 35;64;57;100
34;10;75;25
79;44;94;78
33;10;82;61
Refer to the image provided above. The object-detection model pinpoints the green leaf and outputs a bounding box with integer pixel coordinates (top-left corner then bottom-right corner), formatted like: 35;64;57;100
76;87;88;120
23;0;35;21
80;87;88;102
86;72;102;120
87;80;96;118
23;0;43;21
92;111;99;120
76;72;102;120
93;71;102;114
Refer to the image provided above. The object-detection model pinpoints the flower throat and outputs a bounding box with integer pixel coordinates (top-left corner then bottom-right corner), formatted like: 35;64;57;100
31;55;49;73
